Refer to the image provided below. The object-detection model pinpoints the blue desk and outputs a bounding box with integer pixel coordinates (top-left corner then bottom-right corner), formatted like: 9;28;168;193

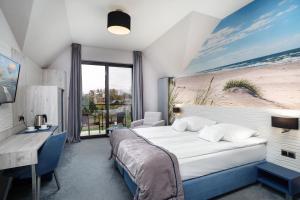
257;162;300;200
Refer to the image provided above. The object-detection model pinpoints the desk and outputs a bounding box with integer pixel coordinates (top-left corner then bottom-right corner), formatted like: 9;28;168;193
0;128;56;200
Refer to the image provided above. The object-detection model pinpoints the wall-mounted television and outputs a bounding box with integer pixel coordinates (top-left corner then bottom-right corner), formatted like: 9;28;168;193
0;53;21;104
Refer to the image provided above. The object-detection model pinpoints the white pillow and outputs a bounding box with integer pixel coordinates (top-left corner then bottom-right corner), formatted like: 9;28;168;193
219;123;257;142
198;126;224;142
171;119;188;132
181;116;217;132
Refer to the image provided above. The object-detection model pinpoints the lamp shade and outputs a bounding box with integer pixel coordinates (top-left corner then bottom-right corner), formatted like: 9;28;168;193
173;107;181;114
271;116;299;130
107;10;131;35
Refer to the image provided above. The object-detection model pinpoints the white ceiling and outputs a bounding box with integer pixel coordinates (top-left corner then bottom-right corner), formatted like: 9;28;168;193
0;0;252;67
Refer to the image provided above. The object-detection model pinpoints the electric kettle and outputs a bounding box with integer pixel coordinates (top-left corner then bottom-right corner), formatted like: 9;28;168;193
34;114;47;128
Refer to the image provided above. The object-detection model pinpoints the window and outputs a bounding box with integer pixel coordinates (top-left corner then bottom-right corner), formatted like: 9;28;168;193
80;62;132;138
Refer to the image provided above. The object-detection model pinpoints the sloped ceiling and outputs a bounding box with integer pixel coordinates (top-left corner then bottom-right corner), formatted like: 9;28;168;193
0;0;33;50
0;0;253;67
22;0;72;67
144;12;220;77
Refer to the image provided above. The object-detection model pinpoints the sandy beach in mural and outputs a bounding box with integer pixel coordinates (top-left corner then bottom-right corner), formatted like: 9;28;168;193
178;0;300;110
175;61;300;109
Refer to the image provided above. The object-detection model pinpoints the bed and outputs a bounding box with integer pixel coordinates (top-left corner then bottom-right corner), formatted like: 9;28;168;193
111;126;267;200
135;126;266;180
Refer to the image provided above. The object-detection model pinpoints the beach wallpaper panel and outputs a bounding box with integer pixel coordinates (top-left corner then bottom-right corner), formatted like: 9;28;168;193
174;0;300;109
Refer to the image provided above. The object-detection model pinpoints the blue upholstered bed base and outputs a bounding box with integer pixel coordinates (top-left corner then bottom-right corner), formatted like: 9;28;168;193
115;160;265;200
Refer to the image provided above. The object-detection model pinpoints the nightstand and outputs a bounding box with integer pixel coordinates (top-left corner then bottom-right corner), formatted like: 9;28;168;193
257;162;300;200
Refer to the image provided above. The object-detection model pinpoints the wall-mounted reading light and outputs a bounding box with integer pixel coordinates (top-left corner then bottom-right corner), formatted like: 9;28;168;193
173;107;181;114
271;116;299;133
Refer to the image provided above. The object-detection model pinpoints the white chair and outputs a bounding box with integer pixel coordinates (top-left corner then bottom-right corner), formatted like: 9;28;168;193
131;112;165;128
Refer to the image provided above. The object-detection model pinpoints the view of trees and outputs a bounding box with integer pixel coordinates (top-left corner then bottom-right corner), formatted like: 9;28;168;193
82;88;132;114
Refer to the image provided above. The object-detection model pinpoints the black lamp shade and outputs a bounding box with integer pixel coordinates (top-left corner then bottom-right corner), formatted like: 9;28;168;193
271;116;299;130
107;10;131;35
173;107;181;114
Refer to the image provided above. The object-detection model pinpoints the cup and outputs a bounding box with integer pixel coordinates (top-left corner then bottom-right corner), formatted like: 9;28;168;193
27;126;35;131
41;124;48;129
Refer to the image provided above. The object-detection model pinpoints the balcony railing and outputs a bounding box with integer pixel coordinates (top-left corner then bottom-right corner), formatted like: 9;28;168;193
80;103;132;137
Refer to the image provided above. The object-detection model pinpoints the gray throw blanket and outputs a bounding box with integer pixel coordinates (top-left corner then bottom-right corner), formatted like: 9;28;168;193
110;128;184;200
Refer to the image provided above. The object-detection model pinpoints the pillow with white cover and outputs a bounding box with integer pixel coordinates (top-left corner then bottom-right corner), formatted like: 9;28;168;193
198;125;224;142
219;123;257;142
181;116;217;132
172;119;187;132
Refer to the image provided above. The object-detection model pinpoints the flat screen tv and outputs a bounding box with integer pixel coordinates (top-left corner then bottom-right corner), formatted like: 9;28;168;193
0;53;21;104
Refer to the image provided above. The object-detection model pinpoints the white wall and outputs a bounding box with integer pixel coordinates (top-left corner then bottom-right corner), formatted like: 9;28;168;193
49;45;133;92
81;45;132;64
12;56;42;126
0;8;42;134
0;9;17;132
142;55;164;112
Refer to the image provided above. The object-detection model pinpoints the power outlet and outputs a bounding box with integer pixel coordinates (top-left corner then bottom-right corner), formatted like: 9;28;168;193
19;115;25;122
281;149;296;159
288;152;296;159
281;150;288;156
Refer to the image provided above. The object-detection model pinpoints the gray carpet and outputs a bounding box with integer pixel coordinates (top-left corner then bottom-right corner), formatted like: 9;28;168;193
7;138;294;200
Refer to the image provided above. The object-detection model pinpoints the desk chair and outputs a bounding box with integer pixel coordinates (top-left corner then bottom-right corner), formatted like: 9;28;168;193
2;132;67;200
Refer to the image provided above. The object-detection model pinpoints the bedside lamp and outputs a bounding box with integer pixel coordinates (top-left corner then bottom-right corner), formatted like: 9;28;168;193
271;116;299;133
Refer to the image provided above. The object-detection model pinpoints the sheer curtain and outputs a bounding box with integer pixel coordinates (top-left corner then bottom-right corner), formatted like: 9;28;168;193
67;43;82;143
132;51;144;121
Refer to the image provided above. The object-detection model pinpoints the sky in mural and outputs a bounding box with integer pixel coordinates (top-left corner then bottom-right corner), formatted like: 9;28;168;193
186;0;300;73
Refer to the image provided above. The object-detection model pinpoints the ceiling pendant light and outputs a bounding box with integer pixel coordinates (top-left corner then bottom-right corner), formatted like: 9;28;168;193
107;10;131;35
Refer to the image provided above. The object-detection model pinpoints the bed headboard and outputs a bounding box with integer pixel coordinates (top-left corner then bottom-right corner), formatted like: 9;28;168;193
180;105;300;172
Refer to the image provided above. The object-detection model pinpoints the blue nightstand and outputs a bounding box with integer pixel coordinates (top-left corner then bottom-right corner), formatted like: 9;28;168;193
257;162;300;200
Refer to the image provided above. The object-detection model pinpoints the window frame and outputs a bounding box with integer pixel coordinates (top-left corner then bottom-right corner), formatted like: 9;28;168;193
81;60;133;138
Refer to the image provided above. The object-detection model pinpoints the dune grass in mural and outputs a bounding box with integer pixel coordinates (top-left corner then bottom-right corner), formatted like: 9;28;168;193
168;79;179;124
175;59;300;109
223;79;261;98
193;77;214;105
175;0;300;109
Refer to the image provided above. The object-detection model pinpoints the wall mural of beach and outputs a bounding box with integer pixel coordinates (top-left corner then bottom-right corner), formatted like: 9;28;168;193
173;0;300;110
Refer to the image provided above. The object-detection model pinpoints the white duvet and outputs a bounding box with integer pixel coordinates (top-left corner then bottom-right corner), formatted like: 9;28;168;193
134;126;267;159
134;126;267;180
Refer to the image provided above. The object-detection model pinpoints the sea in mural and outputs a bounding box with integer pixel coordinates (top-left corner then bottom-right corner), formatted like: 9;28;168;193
174;0;300;109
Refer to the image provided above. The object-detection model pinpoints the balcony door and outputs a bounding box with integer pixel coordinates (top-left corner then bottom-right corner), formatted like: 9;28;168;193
80;61;132;138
